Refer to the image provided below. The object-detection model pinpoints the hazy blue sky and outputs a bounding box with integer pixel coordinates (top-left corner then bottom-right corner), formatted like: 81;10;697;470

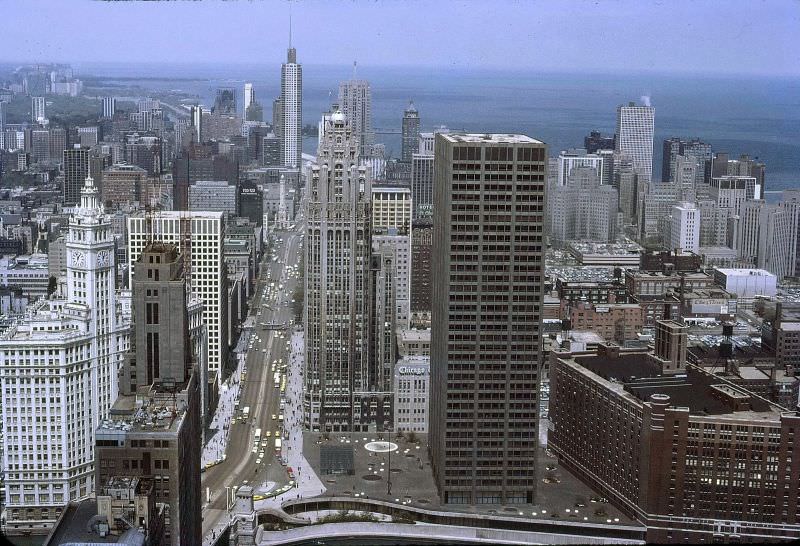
1;0;798;75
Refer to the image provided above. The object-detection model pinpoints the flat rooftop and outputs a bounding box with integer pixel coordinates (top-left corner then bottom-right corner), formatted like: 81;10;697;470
45;499;146;545
572;352;778;416
440;133;544;144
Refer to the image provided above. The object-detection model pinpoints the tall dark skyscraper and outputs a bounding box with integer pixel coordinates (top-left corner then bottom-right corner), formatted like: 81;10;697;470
661;137;712;184
63;145;90;205
96;242;202;546
430;133;546;505
584;130;615;154
401;101;420;162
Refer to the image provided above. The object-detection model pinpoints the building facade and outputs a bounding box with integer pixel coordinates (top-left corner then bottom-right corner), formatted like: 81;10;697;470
430;133;545;505
280;48;302;168
615;101;655;184
401;101;420;163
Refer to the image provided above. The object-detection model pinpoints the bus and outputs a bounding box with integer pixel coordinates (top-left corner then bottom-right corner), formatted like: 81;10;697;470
280;377;286;394
254;428;262;445
243;406;250;419
274;438;281;454
273;372;280;389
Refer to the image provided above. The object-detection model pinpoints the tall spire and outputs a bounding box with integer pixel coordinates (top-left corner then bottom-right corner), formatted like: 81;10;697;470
353;60;357;80
289;1;292;49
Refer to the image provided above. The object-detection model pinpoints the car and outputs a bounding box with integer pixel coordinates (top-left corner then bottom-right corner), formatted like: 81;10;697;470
256;458;262;465
251;447;257;454
266;430;272;437
272;414;277;420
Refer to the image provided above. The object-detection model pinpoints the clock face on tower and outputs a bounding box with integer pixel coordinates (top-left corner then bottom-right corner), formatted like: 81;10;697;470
98;250;111;268
71;251;86;268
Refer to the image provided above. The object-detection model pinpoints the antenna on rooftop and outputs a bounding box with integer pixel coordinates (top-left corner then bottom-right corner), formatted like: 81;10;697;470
353;61;357;80
288;1;292;49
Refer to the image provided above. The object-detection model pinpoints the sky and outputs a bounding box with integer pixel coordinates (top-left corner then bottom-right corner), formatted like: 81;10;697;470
0;0;798;76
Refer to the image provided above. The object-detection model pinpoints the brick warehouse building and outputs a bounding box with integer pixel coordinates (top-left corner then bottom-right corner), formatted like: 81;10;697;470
548;319;800;543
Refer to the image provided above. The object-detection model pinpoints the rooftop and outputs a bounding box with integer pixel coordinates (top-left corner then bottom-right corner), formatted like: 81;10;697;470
98;390;188;435
44;499;146;546
570;350;780;417
716;268;776;277
440;133;544;144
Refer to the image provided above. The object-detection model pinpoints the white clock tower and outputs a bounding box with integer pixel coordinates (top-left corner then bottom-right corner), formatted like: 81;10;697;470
65;175;119;418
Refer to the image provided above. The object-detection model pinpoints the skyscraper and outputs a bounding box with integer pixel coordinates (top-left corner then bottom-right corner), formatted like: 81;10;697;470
63;145;90;205
281;47;302;167
430;133;545;505
102;96;116;119
213;87;237;115
401;101;420;162
304;110;373;432
128;211;227;381
339;79;374;158
31;95;46;124
670;202;700;254
0;176;127;530
244;82;254;111
661;137;712;186
584;130;615;153
615;100;655;184
96;242;202;546
190;105;203;143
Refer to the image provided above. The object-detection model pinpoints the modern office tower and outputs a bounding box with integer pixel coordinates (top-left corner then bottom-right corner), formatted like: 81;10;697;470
615;100;655;183
101;163;147;206
401;101;420;162
102;96;116;119
731;199;799;280
128;211;227;381
213;87;237;115
556;148;606;186
49;127;66;162
662;137;712;186
339;79;374;158
238;179;264;225
784;190;800;276
0;99;6;131
304;110;374;432
411;129;451;219
31;95;46;123
584;130;615;154
244;83;254;111
263;133;281;166
669;202;700;254
190;105;203;143
548;166;618;248
78;126;99;147
430;133;545;505
281;48;302;168
63;145;90;205
31;128;50;163
0;176;127;531
95;242;202;546
371;184;412;232
188;180;237;214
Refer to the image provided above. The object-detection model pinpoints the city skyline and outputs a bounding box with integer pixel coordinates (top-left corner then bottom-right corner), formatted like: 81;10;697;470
0;0;797;76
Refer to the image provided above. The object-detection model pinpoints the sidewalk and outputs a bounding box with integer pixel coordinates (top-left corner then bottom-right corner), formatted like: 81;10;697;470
201;335;248;467
257;330;326;510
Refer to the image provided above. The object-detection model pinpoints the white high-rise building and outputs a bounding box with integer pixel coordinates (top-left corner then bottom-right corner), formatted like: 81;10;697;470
281;48;302;167
732;199;799;281
244;83;255;111
338;79;374;158
127;211;226;380
615;100;655;184
670;202;701;254
0;176;129;531
102;96;115;119
31;96;46;124
557;148;606;186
